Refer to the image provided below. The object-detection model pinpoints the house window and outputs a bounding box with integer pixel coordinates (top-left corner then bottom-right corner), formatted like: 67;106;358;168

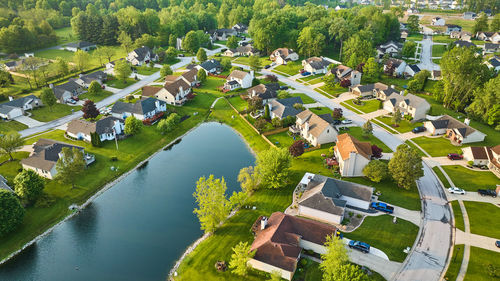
327;129;329;133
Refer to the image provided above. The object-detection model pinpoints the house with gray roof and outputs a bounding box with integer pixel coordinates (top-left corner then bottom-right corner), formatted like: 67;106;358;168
247;83;280;103
50;81;84;103
126;46;158;66
454;40;476;48
301;57;331;74
0;95;42;120
269;97;303;120
72;71;107;88
483;43;499;55
424;115;486;144
66;116;124;142
382;92;430;120
485;56;500;72
297;173;374;225
0;175;13;192
350;82;388;98
111;97;166;120
197;59;222;74
211;28;237;41
64;41;96;52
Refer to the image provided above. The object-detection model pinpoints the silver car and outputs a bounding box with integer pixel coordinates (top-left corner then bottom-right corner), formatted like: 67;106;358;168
448;187;466;195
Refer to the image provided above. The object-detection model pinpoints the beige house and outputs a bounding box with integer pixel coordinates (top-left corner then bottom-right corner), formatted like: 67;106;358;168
290;110;337;147
223;70;254;91
334;133;372;177
248;212;336;280
488;145;500;178
142;78;192;106
462;146;492;166
302;57;331;74
350;83;388;98
269;48;299;65
66;117;124;143
382;92;430;120
424;115;486;145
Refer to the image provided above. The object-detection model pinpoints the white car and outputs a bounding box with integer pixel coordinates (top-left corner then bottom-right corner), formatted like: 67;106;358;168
448;187;466;195
341;119;352;124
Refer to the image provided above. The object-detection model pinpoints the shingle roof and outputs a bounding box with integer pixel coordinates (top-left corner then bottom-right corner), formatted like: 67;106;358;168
21;139;84;171
78;71;107;84
181;68;198;83
247;83;280;100
66;117;122;136
200;59;221;71
484;43;499;51
111;97;165;115
163;78;190;98
429;115;479;136
0;175;13;192
131;46;153;62
488;57;500;67
304;57;330;70
386;93;429;109
0;95;39;109
228;70;250;80
296;110;333;138
141;86;162;97
335;133;372;161
53;81;81;99
454;40;476;48
408;64;421;73
467;146;489;160
270;97;303;119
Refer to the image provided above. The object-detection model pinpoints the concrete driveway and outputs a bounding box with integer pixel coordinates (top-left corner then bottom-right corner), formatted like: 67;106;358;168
425;157;468;167
348;249;402;280
447;193;500;204
13;115;45;128
455;230;500;253
359;109;389;120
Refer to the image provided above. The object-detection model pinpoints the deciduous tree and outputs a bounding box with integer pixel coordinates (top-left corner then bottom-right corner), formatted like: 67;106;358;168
157;113;180;134
249;55;261;71
193;175;231;233
332;108;343;120
392;108;401;125
73;50;90;71
196;48;207;63
255;148;292;189
197;68;207;83
388;144;423;189
371;145;383;158
220;57;232;71
114;60;132;82
226;36;239;49
55;147;85;189
320;234;351;281
402;41;417;58
297;26;325;57
165;47;177;63
14;170;45;205
0;189;25;236
81;100;99;119
238;166;260;194
362;121;373;136
363;160;389;183
362;58;380;83
182;30;200;54
289;140;305;157
407;15;420;34
0;132;23;161
466;76;500;129
55;57;69;77
118;31;133;54
40;87;57;111
88;81;101;95
473;12;489;34
229;241;255;276
124;116;142;135
160;65;172;77
343;34;375;68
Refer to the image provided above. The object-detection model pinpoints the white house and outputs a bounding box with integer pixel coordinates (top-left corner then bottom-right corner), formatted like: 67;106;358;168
66;117;124;142
0;95;42;120
462;146;491;166
223;70;253;91
334;133;372;177
432;17;446;26
142;78;191;106
376;41;403;59
269;48;299;65
382;92;430;120
485;56;500;72
302;57;330;74
405;64;421;77
476;32;500;44
329;65;362;86
424;115;486;145
463;12;476;19
445;24;462;35
126;46;158;66
290;110;337;147
64;41;96;52
105;58;125;75
223;44;259;57
51;81;84;103
111;97;166;120
211;28;237;41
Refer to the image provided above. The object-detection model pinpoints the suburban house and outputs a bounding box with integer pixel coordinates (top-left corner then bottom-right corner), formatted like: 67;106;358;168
384;58;407;76
334;133;372;177
445;24;462;35
66;117;124;142
350;83;388;98
297;173;374;224
142;79;191;106
248;212;336;280
476;32;500;43
105;58;125;75
290;110;337;146
407;8;419;14
51;81;84;103
405;64;421;77
72;71;107;88
463;11;476;19
424;115;486;144
0;175;13;192
126;46;158;66
376;41;403;58
375;86;399;101
462;146;492;166
179;68;199;87
212;28;237;41
450;31;472;42
483;43;500;55
223;44;259;57
223;70;254;91
269;48;299;65
431;70;442;80
382;92;430;120
485;56;500;72
431;17;446;26
401;30;408;41
197;59;222;74
64;41;96;52
329;65;362;86
21;139;95;179
0;95;42;120
268;97;304;120
487;145;500;178
3;60;25;71
111;97;167;120
454;40;476;48
302;57;331;74
232;23;248;33
247;83;280;104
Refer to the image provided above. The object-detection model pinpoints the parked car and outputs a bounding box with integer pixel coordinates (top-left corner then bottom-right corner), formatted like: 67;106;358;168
299;69;305;74
178;54;185;57
264;65;271;69
341;119;352;125
348;240;370;253
448;187;466;195
300;71;311;76
370;202;394;214
271;62;276;67
447;153;463;160
478;189;497;197
412;126;426;133
496;241;500;248
67;99;77;104
279;85;289;90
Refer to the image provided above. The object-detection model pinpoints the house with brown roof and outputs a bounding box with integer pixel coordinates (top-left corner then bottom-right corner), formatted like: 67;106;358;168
297;173;374;224
334;133;372;177
223;70;253;91
382;92;430;120
247;83;280;103
269;48;299;65
424;115;486;144
142;78;191;106
329;65;362;86
487;145;500;178
383;58;407;77
248;212;336;280
21;139;95;179
462;146;492;166
66;117;124;143
350;83;388;98
290;110;337;146
302;57;331;74
180;68;199;87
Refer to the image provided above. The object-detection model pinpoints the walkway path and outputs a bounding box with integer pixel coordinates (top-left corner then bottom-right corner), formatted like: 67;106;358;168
456;200;470;281
13;115;45;128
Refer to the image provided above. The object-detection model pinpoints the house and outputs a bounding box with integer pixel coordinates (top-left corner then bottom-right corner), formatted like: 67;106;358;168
290;110;337;146
51;81;84;103
212;28;237;41
382;92;430;120
407;8;419;14
384;58;407;76
485;56;500;72
462;146;492;166
0;95;42;120
376;41;403;59
223;44;259;57
268;97;304;120
126;46;158;66
248;212;336;280
401;31;409;41
20;139;95;179
105;58;125;75
445;24;462;35
483;43;500;55
3;60;24;71
329;65;362;86
66;117;124;142
176;37;183;50
375;86;399;101
302;57;330;74
111;97;166;120
334;134;372;177
431;17;446;26
223;70;254;91
297;173;374;224
454;40;476;48
179;68;199;87
450;31;472;42
142;79;191;106
405;64;421;77
269;48;299;65
247;83;280;104
463;11;476;19
431;70;442;80
0;175;13;192
476;32;500;43
197;59;222;74
72;71;107;88
487;145;500;177
232;23;248;33
424;115;486;144
64;41;96;52
350;83;388;98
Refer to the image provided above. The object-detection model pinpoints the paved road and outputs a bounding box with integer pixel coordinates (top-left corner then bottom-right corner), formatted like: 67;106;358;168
417;36;441;72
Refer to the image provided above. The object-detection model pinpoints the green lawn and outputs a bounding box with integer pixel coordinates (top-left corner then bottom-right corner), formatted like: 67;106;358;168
290;93;316;104
266;131;296;148
135;66;159;75
340;126;392;153
54;27;75;45
30;104;82;122
464;201;500;238
344;215;419;262
406;33;423;41
231;56;271;67
0;120;28;132
298;73;324;83
293;259;322;281
376;116;423;133
35;49;75;61
404;140;427;158
444;245;465;281
316;84;346;97
442;165;499;192
274;61;303;76
432;44;447;57
79;90;113;102
464;247;500;281
194;76;225;95
104;77;137;89
343;99;381;114
432;166;451;188
227;95;248;112
433;59;441;65
451;200;465;232
377;75;408;91
412;136;462;156
309;107;331;115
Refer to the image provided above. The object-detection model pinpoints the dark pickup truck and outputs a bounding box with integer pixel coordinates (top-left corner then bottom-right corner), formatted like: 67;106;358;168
478;189;497;197
370;202;394;214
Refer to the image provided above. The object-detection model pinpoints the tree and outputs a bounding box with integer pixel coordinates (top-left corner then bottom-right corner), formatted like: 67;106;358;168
226;36;239;49
55;57;69;77
466;76;500;130
0;189;25;236
269;270;282;281
248;97;263;113
98;46;116;63
264;105;270;120
371;145;383;158
22;57;44;88
332;108;343;120
118;31;133;53
407;15;420;34
272;117;282;128
277;90;290;99
238;166;260;194
363;160;389;183
182;30;200;54
297;26;325;57
408;70;430;92
402;41;417;58
249;55;261;71
193;175;231;233
255;148;292;189
81;100;99;119
0;69;13;88
320;234;350;281
362;58;380;83
254;118;267;131
196;48;207;63
323;74;337;88
343;34;375;68
473;12;489;34
114;60;132;82
40;88;57;111
229;241;255;276
220;58;232;71
197;68;207;83
388;144;423;189
14;170;45;205
491;14;500;31
331;264;369;281
55;147;85;189
157;113;180;134
90;132;102;147
160;65;173;77
392;109;401;125
73;50;90;71
165;47;177;63
0;132;23;161
88;81;101;95
362;121;373;136
329;18;356;61
289;140;305;157
124;116;142;135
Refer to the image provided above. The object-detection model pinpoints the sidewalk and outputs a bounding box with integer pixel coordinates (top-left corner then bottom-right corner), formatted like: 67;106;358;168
455;229;500;253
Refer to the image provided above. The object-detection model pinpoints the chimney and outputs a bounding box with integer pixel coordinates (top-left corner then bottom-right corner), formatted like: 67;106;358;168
464;118;470;126
261;217;268;230
8;96;13;101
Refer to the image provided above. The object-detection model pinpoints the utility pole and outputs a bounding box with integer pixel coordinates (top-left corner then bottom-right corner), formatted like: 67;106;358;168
113;128;119;151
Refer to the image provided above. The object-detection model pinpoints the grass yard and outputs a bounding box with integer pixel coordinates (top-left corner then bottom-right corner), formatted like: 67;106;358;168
35;49;75;61
30;104;82;122
451;200;465;231
376;116;423;133
411;136;462;156
310;107;331;115
0;120;28;132
194;76;225;95
274;61;303;76
432;44;447;57
444;245;465;281
292;259;322;281
464;201;500;238
377;75;408;91
343;99;381;114
79;90;113;102
316;84;346;97
433;59;441;65
406;33;423;41
266;131;296;148
231;56;271;67
340;126;392;153
104;78;137;89
290;93;316;104
404;140;427;157
54;27;75;45
135;66;159;75
227;95;248;112
442;165;499;192
298;73;324;83
464;247;500;281
432;166;451;188
344;215;419;262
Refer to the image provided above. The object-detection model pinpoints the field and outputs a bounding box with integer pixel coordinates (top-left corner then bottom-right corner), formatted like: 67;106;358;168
30;104;82;122
442;165;499;192
464;201;500;238
35;46;127;70
0;120;28;132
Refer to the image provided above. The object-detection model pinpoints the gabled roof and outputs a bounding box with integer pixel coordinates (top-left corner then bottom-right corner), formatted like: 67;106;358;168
200;59;221;71
454;40;476;48
228;70;250;80
335;133;372;160
163;78;190;97
428;115;480;137
78;71;107;84
408;64;421;73
0;175;13;192
466;146;489;160
484;43;499;51
141;86;162;97
296;110;333;138
0;95;39;109
247;83;280;100
353;83;388;93
270;97;303;119
53;81;81;99
66;116;123;136
386;92;429;109
303;57;330;70
111;97;165;115
446;24;462;29
21;139;84;171
488;57;500;67
131;46;153;62
271;48;296;58
181;68;198;83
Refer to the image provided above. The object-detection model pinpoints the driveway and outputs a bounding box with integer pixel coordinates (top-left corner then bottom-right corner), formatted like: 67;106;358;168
399;131;430;140
425;157;468;167
332;92;356;103
348;249;402;280
416;35;441;72
13;115;45;128
447;193;500;204
455;229;500;253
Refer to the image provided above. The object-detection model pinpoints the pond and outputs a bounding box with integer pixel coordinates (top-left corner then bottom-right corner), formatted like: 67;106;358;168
0;122;255;281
